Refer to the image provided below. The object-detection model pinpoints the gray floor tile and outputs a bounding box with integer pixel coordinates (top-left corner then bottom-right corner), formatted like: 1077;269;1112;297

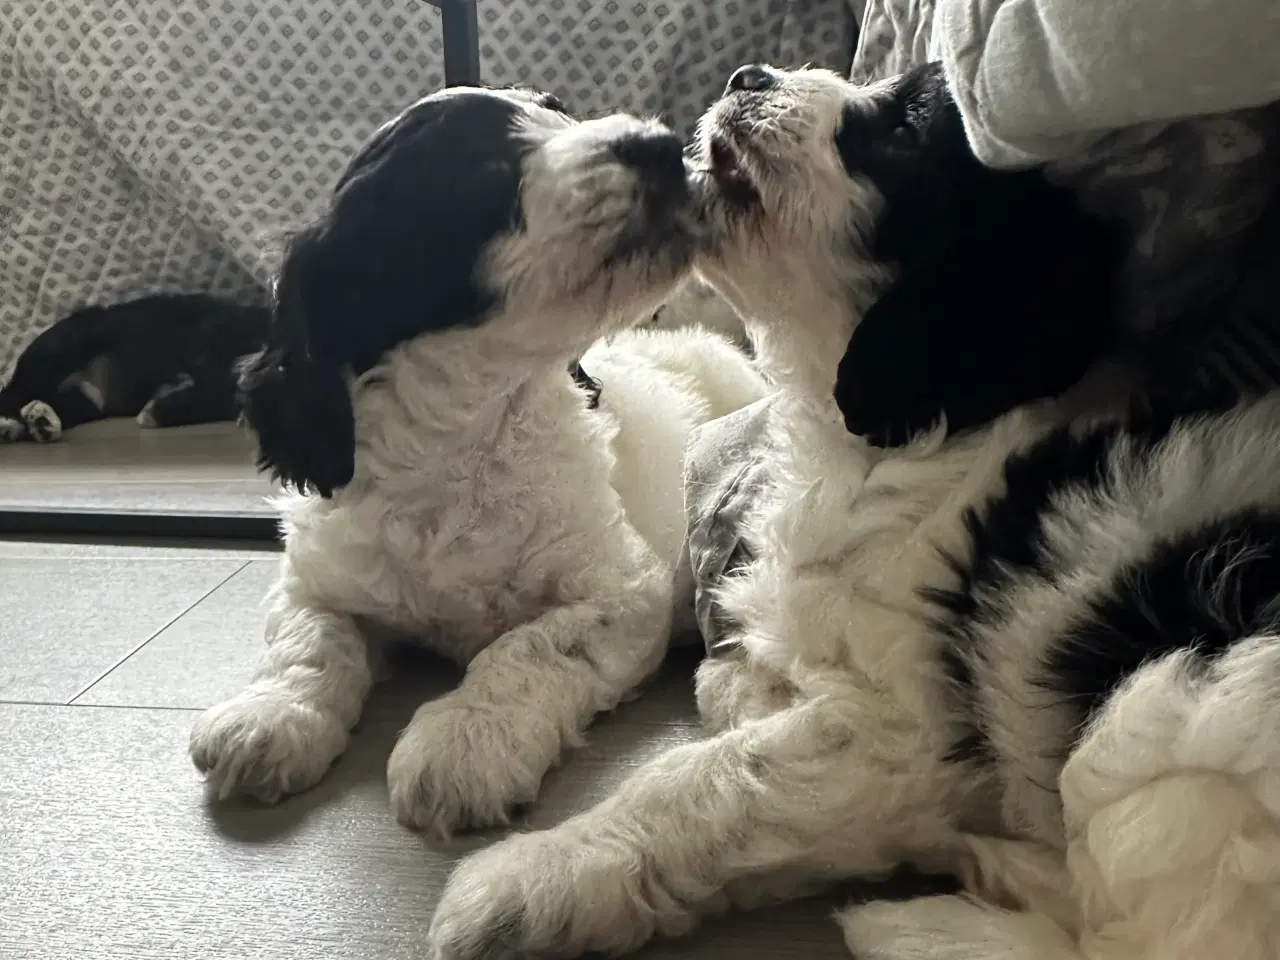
1;657;863;960
0;556;247;703
77;559;280;709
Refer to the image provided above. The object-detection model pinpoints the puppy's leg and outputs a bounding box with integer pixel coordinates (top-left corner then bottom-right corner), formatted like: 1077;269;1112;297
18;384;107;442
695;648;796;732
1060;640;1280;960
137;374;234;428
0;314;109;440
190;576;373;802
429;695;936;959
386;569;672;838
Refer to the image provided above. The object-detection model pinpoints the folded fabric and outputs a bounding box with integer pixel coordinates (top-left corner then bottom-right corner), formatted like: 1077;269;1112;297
935;0;1280;169
683;396;777;656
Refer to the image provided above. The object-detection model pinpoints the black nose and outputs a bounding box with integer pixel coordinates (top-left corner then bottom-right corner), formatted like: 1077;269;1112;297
727;64;774;94
611;130;686;183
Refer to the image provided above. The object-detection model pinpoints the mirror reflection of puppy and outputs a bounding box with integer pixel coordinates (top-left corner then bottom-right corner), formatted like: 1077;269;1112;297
0;294;267;442
190;86;767;838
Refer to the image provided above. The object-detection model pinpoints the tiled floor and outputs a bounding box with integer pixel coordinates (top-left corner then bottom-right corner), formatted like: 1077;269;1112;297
0;420;929;959
0;532;888;960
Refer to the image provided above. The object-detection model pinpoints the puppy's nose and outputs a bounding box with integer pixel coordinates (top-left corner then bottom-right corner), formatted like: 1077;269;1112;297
611;130;686;184
727;64;774;94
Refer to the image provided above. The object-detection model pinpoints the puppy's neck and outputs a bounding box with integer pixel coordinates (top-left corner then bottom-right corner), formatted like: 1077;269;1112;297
354;324;584;456
703;258;872;423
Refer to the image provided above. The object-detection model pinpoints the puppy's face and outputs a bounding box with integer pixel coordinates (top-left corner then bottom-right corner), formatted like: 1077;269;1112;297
688;65;897;402
691;63;1120;443
240;86;698;497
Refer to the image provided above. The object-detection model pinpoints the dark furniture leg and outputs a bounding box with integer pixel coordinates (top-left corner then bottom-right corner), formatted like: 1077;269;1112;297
429;0;481;87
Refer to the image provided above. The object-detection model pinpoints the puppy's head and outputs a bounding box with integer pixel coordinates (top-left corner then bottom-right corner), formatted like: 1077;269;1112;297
692;62;1123;444
240;86;698;497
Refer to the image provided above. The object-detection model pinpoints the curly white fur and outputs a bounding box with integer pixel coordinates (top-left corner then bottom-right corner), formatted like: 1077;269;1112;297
428;68;1280;959
189;90;767;838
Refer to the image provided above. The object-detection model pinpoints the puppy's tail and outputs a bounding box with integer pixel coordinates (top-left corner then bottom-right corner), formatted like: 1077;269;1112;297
1060;640;1280;960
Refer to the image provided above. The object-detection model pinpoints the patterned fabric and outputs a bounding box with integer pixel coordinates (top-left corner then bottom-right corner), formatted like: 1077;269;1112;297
0;0;857;380
853;0;1280;399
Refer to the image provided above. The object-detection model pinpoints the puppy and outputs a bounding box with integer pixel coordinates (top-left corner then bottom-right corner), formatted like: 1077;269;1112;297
188;86;767;837
427;65;1280;960
0;294;267;442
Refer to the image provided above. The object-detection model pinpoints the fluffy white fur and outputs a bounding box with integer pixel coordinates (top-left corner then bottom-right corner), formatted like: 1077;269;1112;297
427;68;1280;959
188;90;767;838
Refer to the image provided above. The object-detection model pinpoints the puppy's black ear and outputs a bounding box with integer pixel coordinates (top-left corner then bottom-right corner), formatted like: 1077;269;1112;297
236;269;357;499
834;279;956;446
835;204;1124;446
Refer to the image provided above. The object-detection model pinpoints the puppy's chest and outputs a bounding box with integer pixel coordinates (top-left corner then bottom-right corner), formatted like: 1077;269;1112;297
374;479;610;656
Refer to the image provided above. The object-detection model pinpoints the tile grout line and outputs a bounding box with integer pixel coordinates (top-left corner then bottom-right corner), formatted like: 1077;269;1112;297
66;560;253;705
0;699;203;713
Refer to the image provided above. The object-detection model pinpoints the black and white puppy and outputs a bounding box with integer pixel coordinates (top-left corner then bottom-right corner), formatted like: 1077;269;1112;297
0;294;267;442
428;65;1280;960
189;87;766;837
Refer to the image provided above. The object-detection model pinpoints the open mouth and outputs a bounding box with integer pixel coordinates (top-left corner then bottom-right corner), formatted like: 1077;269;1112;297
706;134;761;210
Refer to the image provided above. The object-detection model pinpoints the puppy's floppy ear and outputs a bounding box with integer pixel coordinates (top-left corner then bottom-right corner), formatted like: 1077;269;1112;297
835;64;1126;446
835;206;1124;446
236;244;357;498
834;279;958;447
302;94;527;367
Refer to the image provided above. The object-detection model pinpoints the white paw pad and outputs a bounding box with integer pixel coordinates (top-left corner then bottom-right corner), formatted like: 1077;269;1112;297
0;416;25;442
189;691;349;803
429;833;657;959
386;700;544;838
20;400;62;442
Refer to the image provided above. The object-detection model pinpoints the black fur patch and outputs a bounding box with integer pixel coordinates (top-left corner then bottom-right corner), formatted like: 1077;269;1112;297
287;90;531;375
926;412;1280;760
0;294;268;437
832;62;1126;447
1043;511;1280;736
241;89;535;496
922;422;1136;759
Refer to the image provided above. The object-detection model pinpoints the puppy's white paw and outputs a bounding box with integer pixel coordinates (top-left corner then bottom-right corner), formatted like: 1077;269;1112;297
387;697;544;838
0;416;26;441
20;400;61;442
430;830;668;960
190;688;348;802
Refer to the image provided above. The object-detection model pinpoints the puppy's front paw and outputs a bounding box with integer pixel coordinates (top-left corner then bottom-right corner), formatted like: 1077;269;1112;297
0;416;26;442
20;400;61;442
430;830;665;959
190;688;348;802
387;697;544;838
